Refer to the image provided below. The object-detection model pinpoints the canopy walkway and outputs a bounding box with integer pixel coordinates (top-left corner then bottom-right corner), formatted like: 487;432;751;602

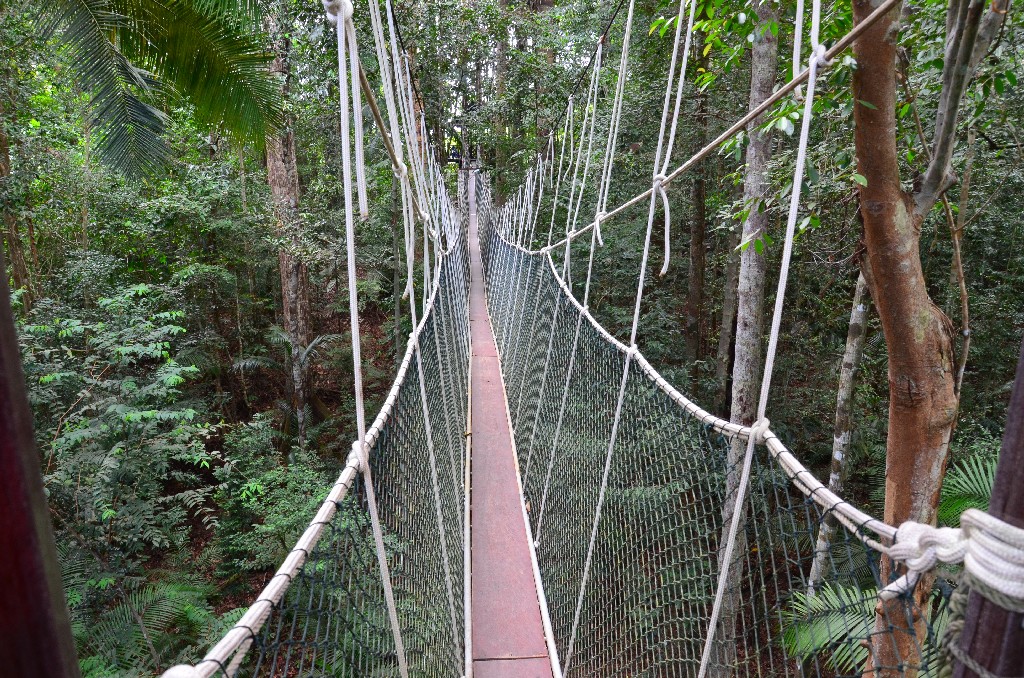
146;0;1024;676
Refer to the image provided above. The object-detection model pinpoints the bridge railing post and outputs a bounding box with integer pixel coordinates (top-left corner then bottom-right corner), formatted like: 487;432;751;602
0;247;81;677
953;335;1024;678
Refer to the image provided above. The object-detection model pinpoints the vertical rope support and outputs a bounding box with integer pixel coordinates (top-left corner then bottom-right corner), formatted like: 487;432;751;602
326;3;409;676
694;24;828;678
562;1;690;670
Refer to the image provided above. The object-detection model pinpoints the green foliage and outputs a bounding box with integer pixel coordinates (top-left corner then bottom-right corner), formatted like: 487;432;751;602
40;0;281;174
938;451;997;526
22;285;211;561
783;584;876;673
783;584;950;675
1;0;1021;672
213;416;333;573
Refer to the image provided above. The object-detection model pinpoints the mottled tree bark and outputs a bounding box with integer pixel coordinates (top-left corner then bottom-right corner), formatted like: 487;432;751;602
0;100;31;307
714;223;741;418
714;1;779;673
0;244;81;678
494;0;509;200
851;0;1009;673
808;272;870;592
267;32;312;449
684;54;708;386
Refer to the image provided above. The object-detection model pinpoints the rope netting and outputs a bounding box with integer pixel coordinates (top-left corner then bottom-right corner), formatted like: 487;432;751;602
474;0;1023;674
159;0;1024;675
482;200;947;677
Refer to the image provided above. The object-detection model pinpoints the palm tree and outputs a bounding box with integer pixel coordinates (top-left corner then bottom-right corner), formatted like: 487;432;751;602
42;0;282;174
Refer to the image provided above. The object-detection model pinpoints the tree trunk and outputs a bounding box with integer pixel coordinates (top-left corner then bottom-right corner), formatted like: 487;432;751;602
714;223;742;417
392;175;403;365
684;55;708;386
808;272;870;592
0;243;81;678
494;0;509;200
0;101;31;308
850;0;990;672
714;1;779;672
266;31;312;449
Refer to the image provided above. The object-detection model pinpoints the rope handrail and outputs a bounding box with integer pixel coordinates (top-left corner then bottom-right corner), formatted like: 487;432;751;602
523;0;903;258
490;205;898;549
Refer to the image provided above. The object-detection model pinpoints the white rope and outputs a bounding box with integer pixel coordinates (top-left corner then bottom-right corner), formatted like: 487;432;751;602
566;43;603;240
546;98;574;246
560;53;603;287
327;3;409;675
346;16;369;219
562;10;643;672
594;1;635;246
792;0;806;100
655;0;699;275
880;509;1024;607
694;27;831;678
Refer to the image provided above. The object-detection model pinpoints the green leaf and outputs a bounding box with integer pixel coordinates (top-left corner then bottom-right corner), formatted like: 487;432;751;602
40;0;282;176
851;173;868;186
857;99;878;110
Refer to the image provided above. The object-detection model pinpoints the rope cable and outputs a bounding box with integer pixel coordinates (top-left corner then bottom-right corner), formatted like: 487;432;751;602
328;3;409;676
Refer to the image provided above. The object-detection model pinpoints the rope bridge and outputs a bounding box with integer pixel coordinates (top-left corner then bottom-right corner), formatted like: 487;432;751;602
161;0;1024;676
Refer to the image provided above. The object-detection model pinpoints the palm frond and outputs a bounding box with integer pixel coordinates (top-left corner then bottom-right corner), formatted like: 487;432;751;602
233;355;282;373
115;0;283;143
782;583;875;673
43;0;169;174
301;333;344;364
190;0;263;22
938;455;996;526
41;0;281;175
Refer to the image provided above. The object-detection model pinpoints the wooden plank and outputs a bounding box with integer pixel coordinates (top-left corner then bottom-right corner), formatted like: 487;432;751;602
467;179;554;676
474;657;554;678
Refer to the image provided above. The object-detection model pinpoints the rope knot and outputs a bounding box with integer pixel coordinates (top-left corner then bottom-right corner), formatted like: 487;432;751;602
350;440;369;471
653;173;668;188
321;0;349;24
394;162;408;179
749;417;771;444
812;43;833;67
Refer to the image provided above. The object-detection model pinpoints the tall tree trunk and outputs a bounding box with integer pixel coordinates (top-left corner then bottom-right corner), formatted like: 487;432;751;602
714;2;779;673
808;272;870;592
494;0;509;200
714;223;742;417
0;101;31;308
852;0;1007;673
266;28;312;449
474;58;483;164
684;52;708;386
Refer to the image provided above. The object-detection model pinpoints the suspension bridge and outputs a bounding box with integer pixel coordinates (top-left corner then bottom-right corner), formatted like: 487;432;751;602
1;0;1022;676
169;0;1023;674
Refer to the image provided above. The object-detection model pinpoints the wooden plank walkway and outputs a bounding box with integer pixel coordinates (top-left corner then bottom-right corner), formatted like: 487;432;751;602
467;177;555;678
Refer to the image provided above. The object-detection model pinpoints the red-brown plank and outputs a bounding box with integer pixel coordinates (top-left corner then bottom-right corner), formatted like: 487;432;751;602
475;657;554;678
467;176;554;676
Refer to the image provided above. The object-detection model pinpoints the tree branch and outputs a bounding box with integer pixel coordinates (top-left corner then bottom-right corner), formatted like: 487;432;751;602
914;0;1007;218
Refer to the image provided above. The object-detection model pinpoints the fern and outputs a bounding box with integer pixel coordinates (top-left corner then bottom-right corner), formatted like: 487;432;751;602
783;583;952;676
938;455;996;526
782;583;875;673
